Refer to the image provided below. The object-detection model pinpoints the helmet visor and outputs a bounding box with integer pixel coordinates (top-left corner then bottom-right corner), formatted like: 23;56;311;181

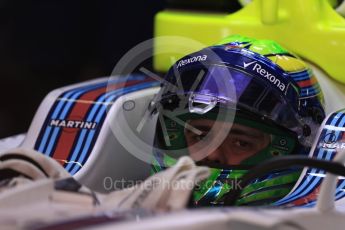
154;64;301;165
159;64;302;137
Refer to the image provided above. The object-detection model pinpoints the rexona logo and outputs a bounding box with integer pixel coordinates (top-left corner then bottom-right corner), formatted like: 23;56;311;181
49;119;97;130
177;55;208;68
243;61;286;92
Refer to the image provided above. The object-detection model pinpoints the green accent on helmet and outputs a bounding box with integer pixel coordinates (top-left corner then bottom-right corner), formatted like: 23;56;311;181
235;171;301;205
194;168;223;202
192;165;301;205
217;35;289;56
248;40;289;56
164;153;178;167
216;34;254;45
214;170;247;203
238;171;301;198
193;168;248;204
151;156;163;174
236;187;292;206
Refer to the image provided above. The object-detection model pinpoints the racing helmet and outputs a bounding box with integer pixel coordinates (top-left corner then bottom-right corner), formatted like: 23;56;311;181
150;35;325;206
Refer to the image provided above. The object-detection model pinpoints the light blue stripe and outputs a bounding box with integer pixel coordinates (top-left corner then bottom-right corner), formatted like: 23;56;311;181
335;181;345;200
52;91;76;119
276;135;337;205
64;81;147;172
290;73;309;81
41;87;106;155
303;202;315;208
276;112;345;205
68;81;159;174
69;81;158;174
41;77;138;156
275;122;344;205
70;130;96;175
38;81;108;153
44;128;61;157
38;91;77;152
64;89;120;172
301;178;345;208
301;85;320;91
292;76;309;81
280;155;329;203
338;115;345;128
290;70;308;77
300;88;319;97
330;112;344;126
64;129;88;171
274;155;324;204
275;140;338;205
38;127;53;153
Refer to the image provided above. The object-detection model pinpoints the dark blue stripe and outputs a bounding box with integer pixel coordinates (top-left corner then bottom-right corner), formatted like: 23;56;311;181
39;76;145;157
68;81;159;174
37;81;110;154
275;112;345;205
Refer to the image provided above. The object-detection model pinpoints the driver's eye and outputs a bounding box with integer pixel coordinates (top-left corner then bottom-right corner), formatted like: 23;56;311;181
230;138;254;152
193;133;207;141
234;140;250;148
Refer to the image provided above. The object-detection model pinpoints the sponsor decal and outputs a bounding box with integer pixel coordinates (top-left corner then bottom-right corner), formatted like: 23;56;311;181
49;119;97;130
243;61;286;92
320;132;345;149
320;142;345;149
243;61;257;69
177;55;208;68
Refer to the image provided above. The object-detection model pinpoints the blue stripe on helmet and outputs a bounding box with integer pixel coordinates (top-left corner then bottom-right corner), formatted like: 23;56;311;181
300;87;320;97
289;72;310;81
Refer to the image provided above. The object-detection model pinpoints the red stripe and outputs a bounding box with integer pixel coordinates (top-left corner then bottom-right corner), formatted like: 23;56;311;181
298;76;316;88
51;79;153;165
290;185;320;206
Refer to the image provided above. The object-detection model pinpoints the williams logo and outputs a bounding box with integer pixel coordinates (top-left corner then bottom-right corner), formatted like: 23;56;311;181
321;142;345;149
177;55;208;68
243;61;286;92
320;132;345;149
49;119;97;130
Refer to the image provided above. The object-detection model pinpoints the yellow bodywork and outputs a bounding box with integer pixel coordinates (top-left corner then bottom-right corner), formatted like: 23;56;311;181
154;0;345;84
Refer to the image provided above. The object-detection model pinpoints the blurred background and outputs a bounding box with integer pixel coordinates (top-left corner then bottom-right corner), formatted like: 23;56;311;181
0;0;165;138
